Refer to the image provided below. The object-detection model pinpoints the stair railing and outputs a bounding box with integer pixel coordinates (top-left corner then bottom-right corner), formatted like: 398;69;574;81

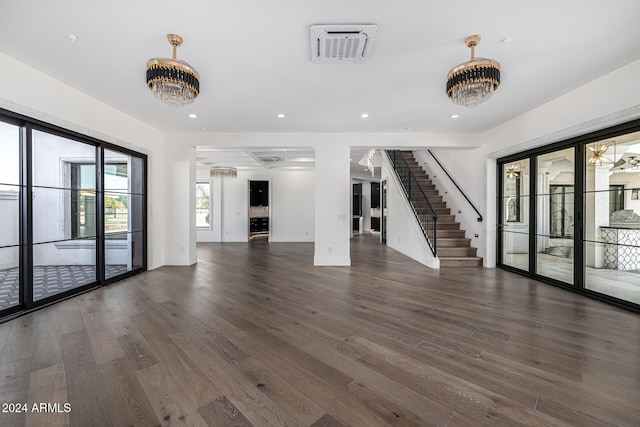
385;150;437;256
427;149;483;222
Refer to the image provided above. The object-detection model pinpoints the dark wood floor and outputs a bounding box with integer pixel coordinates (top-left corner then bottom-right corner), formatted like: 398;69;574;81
1;234;639;427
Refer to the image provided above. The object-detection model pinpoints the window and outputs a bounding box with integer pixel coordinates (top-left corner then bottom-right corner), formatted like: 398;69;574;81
70;163;96;239
196;182;211;228
104;162;129;237
609;185;624;215
549;185;575;238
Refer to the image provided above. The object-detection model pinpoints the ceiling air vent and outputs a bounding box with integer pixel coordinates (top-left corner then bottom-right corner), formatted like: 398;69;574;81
258;157;282;163
310;24;378;63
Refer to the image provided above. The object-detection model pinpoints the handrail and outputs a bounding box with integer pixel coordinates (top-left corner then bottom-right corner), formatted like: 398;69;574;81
427;149;483;222
385;150;437;256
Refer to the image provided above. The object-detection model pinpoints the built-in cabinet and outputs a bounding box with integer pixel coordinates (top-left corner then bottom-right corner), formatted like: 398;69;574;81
353;183;362;216
250;217;269;234
371;182;381;231
250;181;269;206
353;183;362;232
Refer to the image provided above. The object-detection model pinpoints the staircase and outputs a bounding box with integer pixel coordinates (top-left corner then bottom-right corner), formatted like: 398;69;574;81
398;151;483;267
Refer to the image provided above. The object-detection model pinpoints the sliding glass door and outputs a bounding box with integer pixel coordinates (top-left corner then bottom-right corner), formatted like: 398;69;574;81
498;120;640;312
0;110;147;319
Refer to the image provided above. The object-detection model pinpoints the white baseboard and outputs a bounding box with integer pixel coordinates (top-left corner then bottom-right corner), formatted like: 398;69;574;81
163;256;196;266
313;255;351;266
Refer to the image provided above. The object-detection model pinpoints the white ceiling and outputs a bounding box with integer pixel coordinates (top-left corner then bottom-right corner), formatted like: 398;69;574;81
1;1;640;137
7;1;639;174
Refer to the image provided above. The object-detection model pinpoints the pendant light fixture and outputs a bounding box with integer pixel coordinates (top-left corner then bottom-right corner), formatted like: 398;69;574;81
446;35;501;108
146;34;200;107
210;167;237;178
506;164;520;178
588;143;610;166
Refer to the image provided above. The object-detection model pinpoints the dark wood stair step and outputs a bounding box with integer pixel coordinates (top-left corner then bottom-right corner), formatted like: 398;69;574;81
439;257;484;267
437;215;457;223
436;238;471;248
436;222;461;230
438;247;477;257
437;229;466;238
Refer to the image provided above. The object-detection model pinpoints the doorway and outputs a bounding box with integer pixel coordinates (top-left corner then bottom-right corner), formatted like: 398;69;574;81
249;180;269;240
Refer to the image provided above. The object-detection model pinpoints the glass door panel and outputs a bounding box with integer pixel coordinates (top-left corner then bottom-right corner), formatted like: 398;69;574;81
0;121;21;312
32;130;97;301
536;148;575;284
584;133;640;304
103;149;145;279
500;159;530;270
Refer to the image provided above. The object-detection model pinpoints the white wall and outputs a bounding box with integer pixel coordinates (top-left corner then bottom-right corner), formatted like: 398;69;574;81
195;168;315;243
165;133;477;267
0;52;166;269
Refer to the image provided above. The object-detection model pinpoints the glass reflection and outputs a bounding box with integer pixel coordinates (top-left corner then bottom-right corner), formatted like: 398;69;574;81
536;148;575;284
501;159;530;270
584;132;640;304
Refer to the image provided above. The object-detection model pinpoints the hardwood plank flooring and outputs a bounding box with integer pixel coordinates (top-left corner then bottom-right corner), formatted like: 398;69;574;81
1;233;639;426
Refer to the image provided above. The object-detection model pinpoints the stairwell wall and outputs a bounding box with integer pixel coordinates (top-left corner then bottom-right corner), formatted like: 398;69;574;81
381;153;440;269
413;149;485;264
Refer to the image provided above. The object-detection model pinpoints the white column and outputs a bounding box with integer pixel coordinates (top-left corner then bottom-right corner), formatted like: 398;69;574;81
163;143;197;265
314;142;351;266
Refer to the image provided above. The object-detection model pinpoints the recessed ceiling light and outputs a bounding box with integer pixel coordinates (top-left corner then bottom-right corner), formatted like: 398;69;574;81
201;127;207;131
361;113;369;118
188;113;197;119
450;114;460;119
502;37;513;44
405;127;412;131
276;113;285;118
68;34;79;43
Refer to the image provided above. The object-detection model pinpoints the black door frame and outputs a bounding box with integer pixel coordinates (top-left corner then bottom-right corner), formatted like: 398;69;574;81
497;118;640;314
0;108;148;322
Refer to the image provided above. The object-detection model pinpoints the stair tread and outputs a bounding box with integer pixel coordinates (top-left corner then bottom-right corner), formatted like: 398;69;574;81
394;150;481;266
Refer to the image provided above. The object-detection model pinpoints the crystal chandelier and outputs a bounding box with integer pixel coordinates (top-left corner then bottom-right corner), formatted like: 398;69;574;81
210;167;237;177
446;35;500;107
146;34;200;107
